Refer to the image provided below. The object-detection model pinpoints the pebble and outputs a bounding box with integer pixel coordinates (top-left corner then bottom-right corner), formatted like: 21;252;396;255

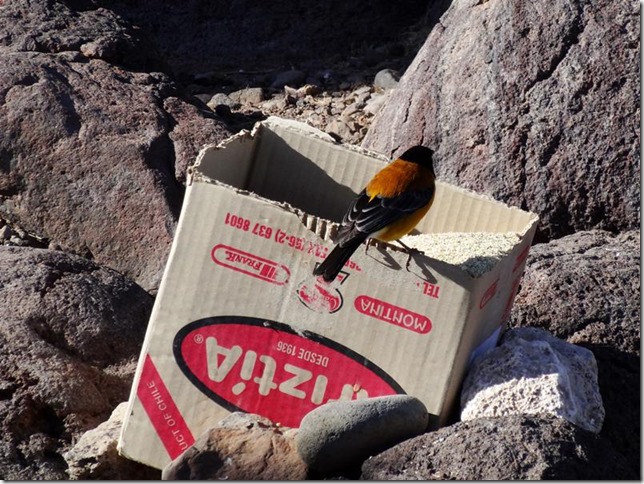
207;92;236;110
374;68;400;91
461;327;605;433
296;395;428;472
229;87;264;105
364;92;389;115
0;224;13;243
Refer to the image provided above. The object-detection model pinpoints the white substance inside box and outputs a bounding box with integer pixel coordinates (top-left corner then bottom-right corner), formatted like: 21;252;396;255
401;232;522;278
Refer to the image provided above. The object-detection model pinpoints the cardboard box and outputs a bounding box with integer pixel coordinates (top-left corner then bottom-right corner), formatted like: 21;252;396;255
118;117;538;469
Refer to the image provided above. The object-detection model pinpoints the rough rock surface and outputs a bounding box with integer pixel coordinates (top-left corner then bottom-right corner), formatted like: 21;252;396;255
361;415;633;480
64;402;160;480
461;327;604;433
0;0;231;292
0;246;153;480
161;413;307;480
362;0;640;242
510;229;640;476
296;395;429;473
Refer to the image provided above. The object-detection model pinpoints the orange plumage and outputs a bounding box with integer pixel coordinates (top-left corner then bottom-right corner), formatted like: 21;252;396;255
313;146;436;282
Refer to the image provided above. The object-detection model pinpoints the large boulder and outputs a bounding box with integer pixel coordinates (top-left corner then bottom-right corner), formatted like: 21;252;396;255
0;0;231;291
509;229;640;476
361;415;633;480
0;246;153;480
362;0;639;242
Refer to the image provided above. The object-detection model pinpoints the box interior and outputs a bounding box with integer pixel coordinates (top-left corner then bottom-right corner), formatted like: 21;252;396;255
194;118;537;239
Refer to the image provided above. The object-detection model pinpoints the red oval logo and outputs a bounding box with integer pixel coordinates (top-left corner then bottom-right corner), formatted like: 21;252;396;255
354;295;432;334
211;244;290;285
173;317;404;428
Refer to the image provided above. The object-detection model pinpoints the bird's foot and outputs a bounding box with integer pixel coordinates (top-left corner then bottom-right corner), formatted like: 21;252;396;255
394;239;423;271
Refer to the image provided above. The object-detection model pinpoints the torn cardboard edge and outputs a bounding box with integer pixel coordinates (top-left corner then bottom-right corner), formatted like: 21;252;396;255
189;116;538;280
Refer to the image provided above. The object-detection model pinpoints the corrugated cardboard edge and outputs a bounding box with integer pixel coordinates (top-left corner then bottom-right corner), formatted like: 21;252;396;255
190;116;539;280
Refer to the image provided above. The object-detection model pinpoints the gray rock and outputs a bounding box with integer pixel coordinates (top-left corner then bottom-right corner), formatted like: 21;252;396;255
229;87;265;105
325;118;353;141
0;1;231;292
361;415;633;480
362;0;639;242
0;246;153;480
163;96;231;186
64;403;160;480
0;0;165;72
206;92;236;110
162;413;307;480
373;68;400;91
510;229;640;474
364;91;390;115
461;327;604;433
511;231;640;345
0;224;13;242
271;70;307;89
296;395;428;473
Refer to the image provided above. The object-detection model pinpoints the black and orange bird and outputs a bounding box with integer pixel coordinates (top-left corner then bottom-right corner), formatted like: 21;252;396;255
313;145;436;282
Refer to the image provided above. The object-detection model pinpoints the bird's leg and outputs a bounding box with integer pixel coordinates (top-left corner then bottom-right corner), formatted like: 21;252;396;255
394;239;422;271
364;238;372;255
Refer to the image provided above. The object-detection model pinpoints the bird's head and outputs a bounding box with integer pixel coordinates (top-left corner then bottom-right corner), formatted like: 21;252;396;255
399;145;434;173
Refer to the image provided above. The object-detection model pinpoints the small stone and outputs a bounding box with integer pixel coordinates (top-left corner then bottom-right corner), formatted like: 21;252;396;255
206;93;236;110
80;40;110;59
364;92;389;115
259;97;285;111
298;84;322;97
0;225;13;242
9;235;26;246
296;395;428;473
374;69;400;91
325;119;352;141
162;413;307;480
229;87;264;106
461;327;605;433
271;70;307;89
341;103;360;119
286;84;322;99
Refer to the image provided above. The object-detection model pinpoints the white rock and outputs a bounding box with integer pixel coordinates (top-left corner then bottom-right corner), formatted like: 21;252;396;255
374;69;400;91
364;91;390;115
460;327;605;433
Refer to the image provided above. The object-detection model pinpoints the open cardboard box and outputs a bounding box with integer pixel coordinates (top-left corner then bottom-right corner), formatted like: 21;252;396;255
118;117;539;470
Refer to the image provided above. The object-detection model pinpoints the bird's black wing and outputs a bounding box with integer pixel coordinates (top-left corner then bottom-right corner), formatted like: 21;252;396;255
334;187;434;246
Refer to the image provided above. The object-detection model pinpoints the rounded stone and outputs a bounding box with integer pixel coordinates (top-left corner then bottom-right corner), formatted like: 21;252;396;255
296;395;429;472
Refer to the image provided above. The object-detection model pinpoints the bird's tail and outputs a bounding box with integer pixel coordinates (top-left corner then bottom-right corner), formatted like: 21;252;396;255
313;236;367;282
